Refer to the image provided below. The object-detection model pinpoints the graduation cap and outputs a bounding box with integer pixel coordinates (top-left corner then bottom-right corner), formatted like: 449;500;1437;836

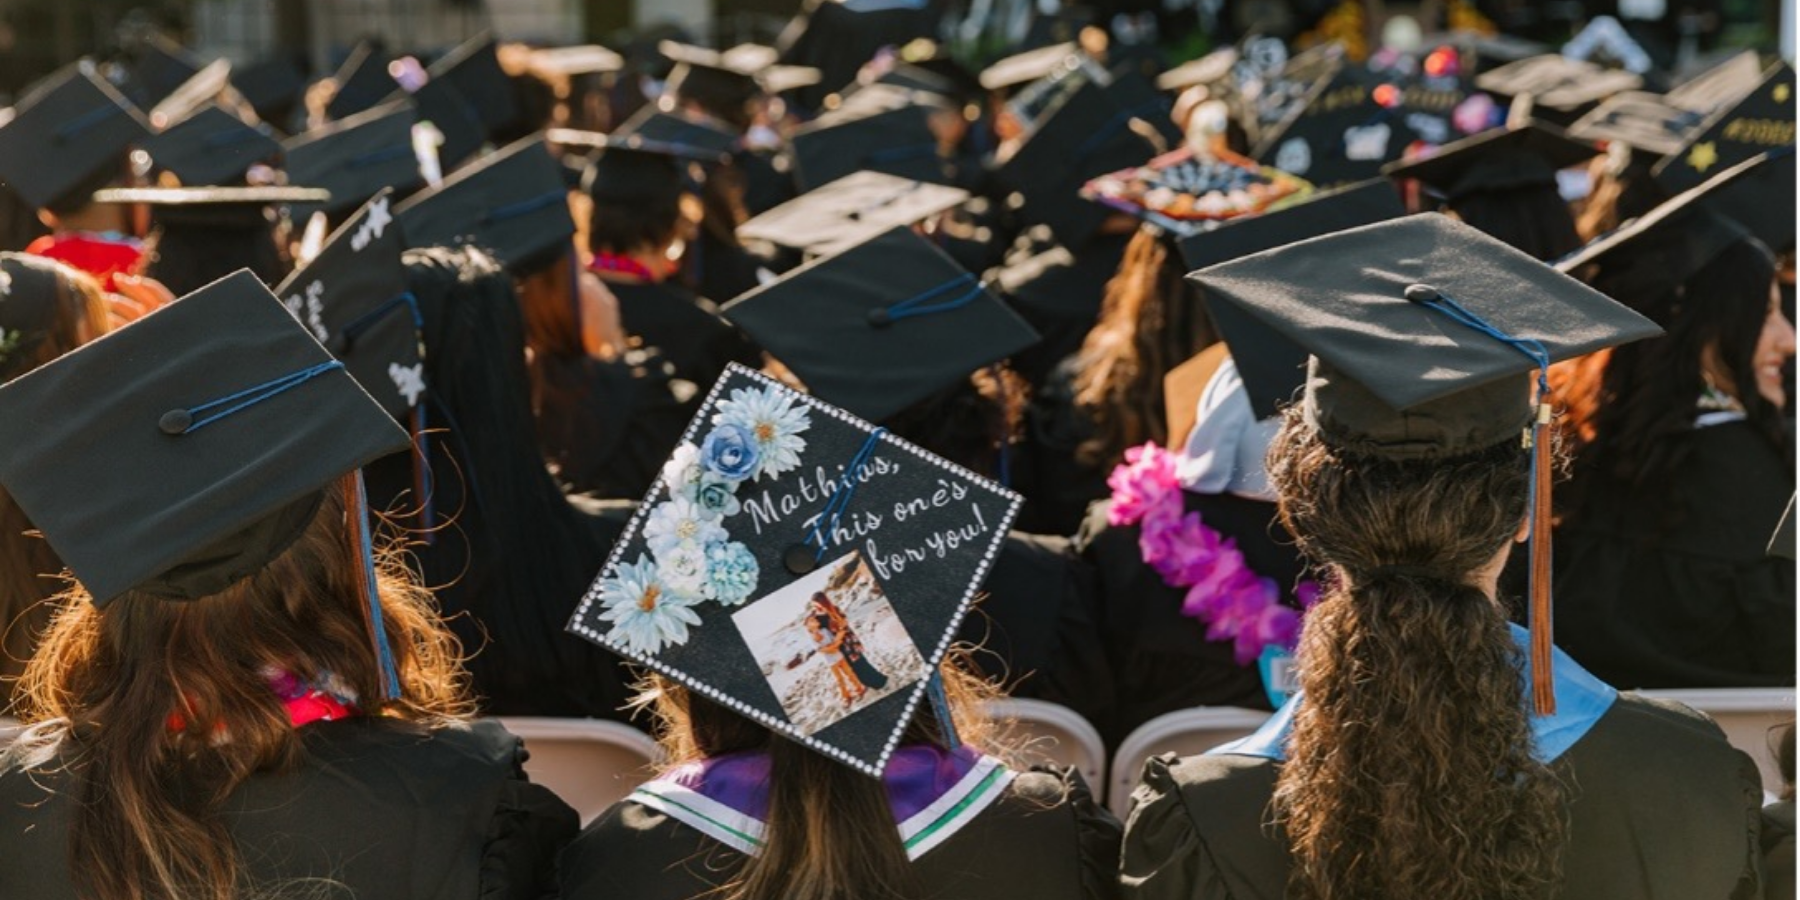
891;39;984;101
1193;213;1661;713
566;362;1022;775
978;42;1086;93
737;170;969;258
232;56;308;126
612;105;740;159
1177;179;1407;419
125;33;205;109
94;185;329;294
1665;51;1766;114
0;269;410;605
1157;47;1240;93
1383;122;1601;200
723;227;1040;422
0;64;153;212
149;58;232;129
527;44;625;78
1474;55;1642;124
1251;64;1419;187
399;74;488;170
1567;92;1708;157
395;135;573;272
661;39;823;111
1081;147;1309;235
995;77;1162;244
419;35;519;138
326;42;401;121
1652;62;1795;195
1559;150;1792;310
94;184;330;215
791;84;954;191
139;104;282;187
1771;496;1795;560
283;101;425;216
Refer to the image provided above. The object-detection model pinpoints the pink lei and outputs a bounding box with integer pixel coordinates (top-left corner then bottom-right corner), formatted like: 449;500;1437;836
1106;443;1319;666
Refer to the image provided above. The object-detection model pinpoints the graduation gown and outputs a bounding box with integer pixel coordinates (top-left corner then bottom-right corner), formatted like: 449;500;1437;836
1554;418;1796;688
1002;232;1133;389
534;349;699;500
1016;355;1111;535
613;280;762;391
1074;492;1303;747
0;719;577;900
1120;640;1766;900
560;746;1121;900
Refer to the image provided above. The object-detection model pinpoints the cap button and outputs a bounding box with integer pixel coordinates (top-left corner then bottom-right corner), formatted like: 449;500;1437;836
1404;284;1441;303
783;544;818;575
158;409;193;435
328;333;351;355
866;307;893;329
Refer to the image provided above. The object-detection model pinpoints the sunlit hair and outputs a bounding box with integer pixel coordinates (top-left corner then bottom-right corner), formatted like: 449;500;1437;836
1265;410;1566;900
7;489;474;900
882;365;1029;480
634;651;1011;900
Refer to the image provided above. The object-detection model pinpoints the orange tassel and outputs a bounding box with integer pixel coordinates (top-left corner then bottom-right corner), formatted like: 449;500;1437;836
1529;407;1556;716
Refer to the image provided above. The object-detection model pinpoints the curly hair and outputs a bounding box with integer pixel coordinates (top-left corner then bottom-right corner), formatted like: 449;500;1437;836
882;365;1030;480
1265;411;1566;900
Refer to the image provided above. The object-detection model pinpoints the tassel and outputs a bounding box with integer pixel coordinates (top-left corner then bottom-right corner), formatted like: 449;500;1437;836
925;671;962;751
1527;403;1556;716
343;470;402;701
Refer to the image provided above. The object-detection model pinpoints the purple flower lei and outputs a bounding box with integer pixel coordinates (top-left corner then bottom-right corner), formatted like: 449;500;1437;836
1107;442;1320;666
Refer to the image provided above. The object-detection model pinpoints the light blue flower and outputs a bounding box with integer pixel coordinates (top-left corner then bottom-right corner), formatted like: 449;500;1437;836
713;385;810;481
701;423;761;482
705;541;760;606
645;497;728;556
598;554;702;655
694;476;742;519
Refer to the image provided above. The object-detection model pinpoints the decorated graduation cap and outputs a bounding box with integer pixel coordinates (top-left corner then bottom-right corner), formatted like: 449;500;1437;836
327;42;401;121
283;101;425;217
791;84;954;190
395;135;573;272
1193;213;1661;713
722;227;1040;423
139;104;282;187
995;77;1162;244
978;42;1086;93
1383;122;1601;200
1652;62;1795;195
1250;63;1418;187
1474;55;1641;124
1559;150;1791;311
0;64;152;212
737;170;969;258
567;362;1021;775
1081;147;1308;235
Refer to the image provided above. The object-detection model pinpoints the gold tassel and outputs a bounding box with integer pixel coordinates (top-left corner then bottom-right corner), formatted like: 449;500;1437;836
1529;404;1556;716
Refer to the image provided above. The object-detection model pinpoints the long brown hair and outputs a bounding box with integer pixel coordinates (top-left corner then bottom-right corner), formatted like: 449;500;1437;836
1265;411;1566;900
1070;225;1215;467
1;255;110;709
635;654;1004;900
7;489;474;900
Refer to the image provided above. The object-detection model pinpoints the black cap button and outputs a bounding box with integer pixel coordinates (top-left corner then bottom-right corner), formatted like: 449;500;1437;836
158;409;193;435
1404;284;1441;303
866;307;893;329
783;544;819;575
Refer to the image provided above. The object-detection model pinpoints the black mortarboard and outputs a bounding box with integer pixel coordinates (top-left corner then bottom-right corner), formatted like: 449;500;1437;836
995;77;1161;244
395;135;573;272
737;170;969;257
723;227;1040;422
613;106;740;159
399;75;488;170
1178;179;1407;418
125;33;205;109
1568;92;1707;157
567;363;1021;775
0;65;152;212
1665;51;1766;114
232;56;308;126
283;101;425;216
149;58;232;129
557;113;732;206
421;35;519;138
1652;62;1795;195
1157;47;1240;92
1559;151;1790;310
0;269;409;604
94;186;328;295
94;184;329;217
1771;496;1795;560
274;191;418;419
892;39;984;101
139;104;282;187
1475;55;1642;123
1383;122;1601;200
1081;148;1308;235
790;84;952;191
662;40;824;102
326;42;400;121
978;42;1086;92
1251;64;1419;187
527;45;625;78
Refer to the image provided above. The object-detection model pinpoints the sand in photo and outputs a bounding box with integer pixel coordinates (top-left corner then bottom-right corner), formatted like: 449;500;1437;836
733;551;929;736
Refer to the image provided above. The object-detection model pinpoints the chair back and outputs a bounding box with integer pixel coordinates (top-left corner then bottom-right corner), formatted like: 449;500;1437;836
981;698;1108;792
494;717;662;825
1108;706;1271;819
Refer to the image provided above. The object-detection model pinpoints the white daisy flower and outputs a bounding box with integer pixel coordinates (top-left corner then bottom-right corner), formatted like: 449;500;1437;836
644;497;728;556
713;386;810;481
656;540;712;599
660;442;704;502
598;554;702;655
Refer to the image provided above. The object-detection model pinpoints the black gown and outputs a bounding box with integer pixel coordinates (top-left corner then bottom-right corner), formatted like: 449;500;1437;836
534;348;699;500
1016;355;1112;536
0;719;577;900
612;280;762;391
1554;419;1796;688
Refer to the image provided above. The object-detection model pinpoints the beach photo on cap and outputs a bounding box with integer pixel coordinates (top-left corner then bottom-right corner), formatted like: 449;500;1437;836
733;551;928;737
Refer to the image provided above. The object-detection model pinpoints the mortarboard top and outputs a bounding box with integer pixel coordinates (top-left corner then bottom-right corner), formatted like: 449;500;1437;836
1652;62;1795;195
722;227;1041;423
1177;179;1407;419
720;44;824;95
527;44;625;78
978;42;1085;93
720;43;780;74
0;64;153;212
995;76;1162;245
326;42;400;121
1104;67;1183;148
283;100;424;216
556;110;736;204
567;362;1022;776
736;170;970;257
1771;496;1795;560
1081;147;1309;235
893;39;985;100
149;58;232;129
1383;121;1601;200
1567;92;1705;157
395;76;486;168
1250;62;1419;187
661;40;825;102
0;269;410;604
1559;151;1791;310
394;135;573;272
1474;55;1642;121
613;105;740;159
1698;147;1795;254
93;185;330;230
1193;213;1660;458
1157;47;1240;93
232;56;308;125
419;34;519;137
790;84;954;191
274;191;419;420
1666;50;1765;114
139;103;282;187
125;33;205;108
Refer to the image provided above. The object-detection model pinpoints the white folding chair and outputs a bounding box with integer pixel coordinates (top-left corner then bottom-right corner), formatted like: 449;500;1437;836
1107;707;1272;819
1637;688;1796;796
494;717;663;826
981;698;1107;792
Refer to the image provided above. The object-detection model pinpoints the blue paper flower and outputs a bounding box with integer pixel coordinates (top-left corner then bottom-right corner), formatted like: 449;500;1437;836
701;423;761;482
713;386;810;481
694;477;742;518
598;554;702;655
706;541;760;606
